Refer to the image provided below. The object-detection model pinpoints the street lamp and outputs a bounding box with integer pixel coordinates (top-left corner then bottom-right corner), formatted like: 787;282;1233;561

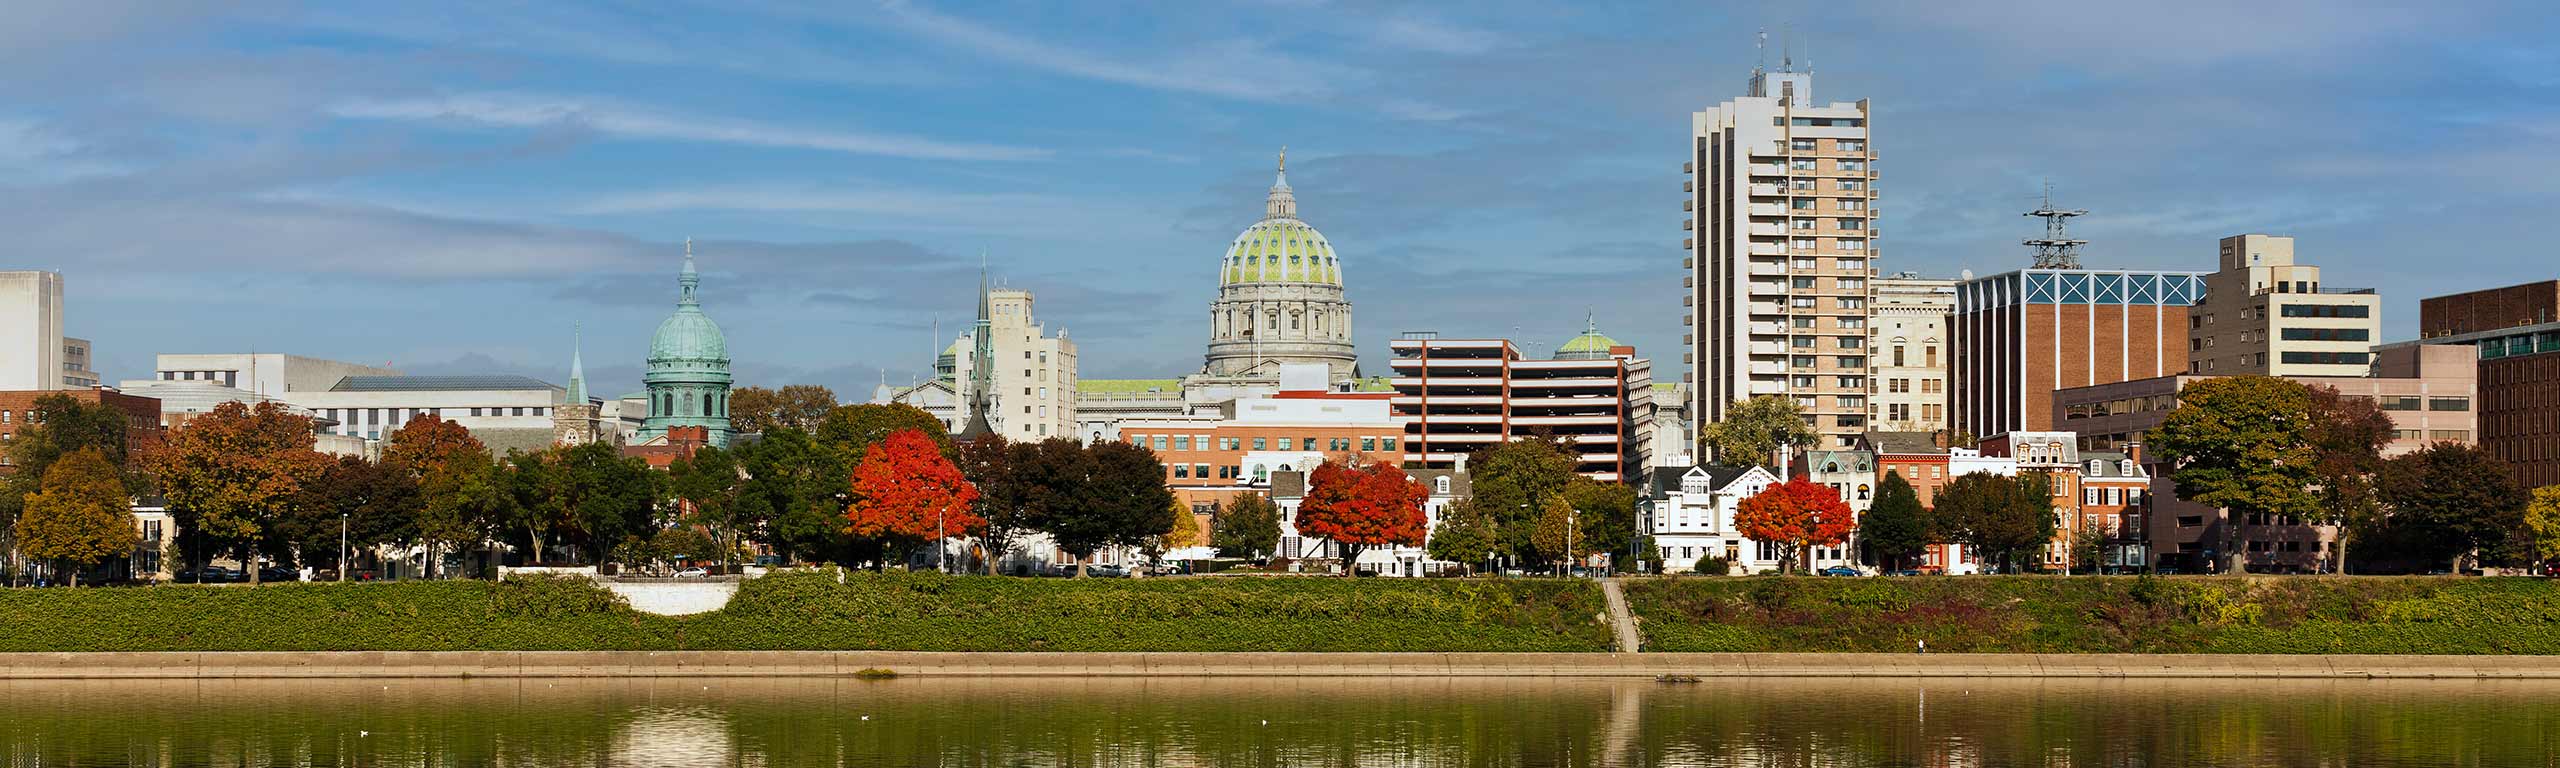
339;513;348;583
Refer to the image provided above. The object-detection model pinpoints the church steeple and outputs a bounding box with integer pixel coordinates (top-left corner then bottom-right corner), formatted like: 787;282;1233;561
1264;147;1297;219
956;257;997;439
566;324;587;405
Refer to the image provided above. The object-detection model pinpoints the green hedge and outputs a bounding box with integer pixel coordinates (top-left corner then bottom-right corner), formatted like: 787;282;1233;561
0;572;1613;653
1623;576;2560;654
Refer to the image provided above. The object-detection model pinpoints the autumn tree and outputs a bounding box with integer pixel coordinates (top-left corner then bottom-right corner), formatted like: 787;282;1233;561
1700;395;1818;467
385;415;499;579
1;394;140;570
1528;497;1580;573
1212;492;1282;560
1296;460;1429;576
16;449;137;586
2525;486;2560;571
1732;476;1857;574
1162;496;1203;551
1423;498;1494;573
153;400;330;584
1932;472;2056;573
2305;384;2395;572
2375;442;2527;571
729;385;838;435
1859;471;1931;573
846;429;983;570
2150;376;2320;574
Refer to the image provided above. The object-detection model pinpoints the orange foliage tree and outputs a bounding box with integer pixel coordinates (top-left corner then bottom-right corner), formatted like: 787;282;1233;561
846;429;983;566
1732;477;1857;574
1295;460;1429;576
152;400;330;584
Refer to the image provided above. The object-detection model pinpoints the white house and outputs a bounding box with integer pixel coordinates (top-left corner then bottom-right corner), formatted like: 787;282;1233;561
1642;464;1867;575
1269;466;1469;577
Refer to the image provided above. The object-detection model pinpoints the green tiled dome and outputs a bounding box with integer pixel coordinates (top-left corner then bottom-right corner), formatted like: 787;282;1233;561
650;255;728;362
1221;217;1340;286
1556;323;1622;360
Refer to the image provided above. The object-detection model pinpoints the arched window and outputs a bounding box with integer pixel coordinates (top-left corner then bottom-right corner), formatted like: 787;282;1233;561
1857;484;1871;500
659;392;672;416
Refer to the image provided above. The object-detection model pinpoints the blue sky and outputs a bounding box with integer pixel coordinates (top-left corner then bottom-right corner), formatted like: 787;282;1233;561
6;1;2557;398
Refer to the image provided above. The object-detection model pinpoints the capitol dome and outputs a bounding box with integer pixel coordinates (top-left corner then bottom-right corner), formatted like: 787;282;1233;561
1555;319;1622;360
1202;150;1358;379
1221;217;1341;286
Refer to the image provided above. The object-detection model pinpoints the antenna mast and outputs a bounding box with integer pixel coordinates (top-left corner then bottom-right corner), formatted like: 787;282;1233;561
2023;182;2088;270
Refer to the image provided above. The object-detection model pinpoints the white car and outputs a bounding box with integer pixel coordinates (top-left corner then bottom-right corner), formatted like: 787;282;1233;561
673;567;709;578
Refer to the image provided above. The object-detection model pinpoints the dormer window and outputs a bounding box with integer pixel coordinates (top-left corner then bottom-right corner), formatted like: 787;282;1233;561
1435;476;1451;494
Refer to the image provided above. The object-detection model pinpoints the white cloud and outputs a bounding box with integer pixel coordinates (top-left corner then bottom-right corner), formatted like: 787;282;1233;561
1369;16;1499;55
328;92;1049;161
871;0;1338;100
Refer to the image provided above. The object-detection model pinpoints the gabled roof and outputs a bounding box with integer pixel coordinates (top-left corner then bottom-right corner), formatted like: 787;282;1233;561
1405;468;1471;497
1861;430;1944;456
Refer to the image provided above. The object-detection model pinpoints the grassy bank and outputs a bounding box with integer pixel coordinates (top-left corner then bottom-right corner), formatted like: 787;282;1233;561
0;572;1614;653
1623;576;2560;654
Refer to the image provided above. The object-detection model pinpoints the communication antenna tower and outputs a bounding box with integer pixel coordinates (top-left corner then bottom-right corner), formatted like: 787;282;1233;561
2023;182;2088;270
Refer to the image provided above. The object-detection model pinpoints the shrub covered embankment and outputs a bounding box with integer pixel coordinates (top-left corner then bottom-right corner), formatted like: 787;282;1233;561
1623;576;2560;654
0;572;1614;653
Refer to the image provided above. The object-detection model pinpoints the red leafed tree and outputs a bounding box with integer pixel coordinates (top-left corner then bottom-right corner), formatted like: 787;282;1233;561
1733;477;1856;574
1295;460;1429;576
846;429;984;556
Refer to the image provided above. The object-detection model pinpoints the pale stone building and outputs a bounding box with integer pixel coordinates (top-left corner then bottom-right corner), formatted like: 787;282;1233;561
1869;273;1955;434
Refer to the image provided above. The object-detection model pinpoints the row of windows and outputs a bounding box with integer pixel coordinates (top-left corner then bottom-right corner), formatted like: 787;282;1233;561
2279;303;2371;318
1786;138;1865;152
2279;327;2371;342
2377;396;2470;412
161;370;238;386
2391;429;2472;442
1127;434;1401;453
2279;351;2370;366
1783;116;1866;128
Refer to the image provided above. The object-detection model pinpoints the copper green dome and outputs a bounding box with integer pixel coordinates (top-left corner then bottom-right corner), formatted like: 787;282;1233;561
650;254;728;362
1220;162;1342;286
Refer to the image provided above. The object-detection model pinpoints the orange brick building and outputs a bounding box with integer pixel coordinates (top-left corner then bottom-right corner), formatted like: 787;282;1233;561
0;388;164;471
1121;390;1404;517
1951;269;2206;441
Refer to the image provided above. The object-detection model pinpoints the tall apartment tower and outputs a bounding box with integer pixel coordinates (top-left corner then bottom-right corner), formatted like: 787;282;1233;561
1;271;67;392
952;288;1079;440
2188;234;2381;377
1687;65;1877;453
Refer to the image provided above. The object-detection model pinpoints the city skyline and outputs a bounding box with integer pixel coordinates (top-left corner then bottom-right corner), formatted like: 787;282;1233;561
5;1;2557;396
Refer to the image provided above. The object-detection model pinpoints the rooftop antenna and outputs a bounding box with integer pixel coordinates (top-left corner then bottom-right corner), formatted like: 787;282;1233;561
1754;29;1767;77
1781;23;1793;73
2024;181;2089;270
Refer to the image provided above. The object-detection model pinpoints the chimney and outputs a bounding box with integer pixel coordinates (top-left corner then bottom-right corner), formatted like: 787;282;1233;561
1454;453;1468;473
2125;442;2145;466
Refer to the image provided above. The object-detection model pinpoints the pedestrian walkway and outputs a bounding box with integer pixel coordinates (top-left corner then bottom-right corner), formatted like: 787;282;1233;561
1599;578;1641;653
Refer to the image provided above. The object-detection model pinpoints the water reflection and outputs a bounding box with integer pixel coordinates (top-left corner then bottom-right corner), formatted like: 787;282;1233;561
1;675;2554;766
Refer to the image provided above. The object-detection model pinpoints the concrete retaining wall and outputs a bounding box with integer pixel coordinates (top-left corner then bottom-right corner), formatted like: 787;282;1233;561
6;652;2560;680
599;580;738;615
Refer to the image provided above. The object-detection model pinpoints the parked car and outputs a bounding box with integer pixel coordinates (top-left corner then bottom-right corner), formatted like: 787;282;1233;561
1086;564;1129;578
176;567;241;584
672;567;709;578
258;567;300;583
1819;566;1862;577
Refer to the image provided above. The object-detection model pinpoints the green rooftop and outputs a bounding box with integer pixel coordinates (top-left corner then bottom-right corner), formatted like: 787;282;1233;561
1078;378;1182;395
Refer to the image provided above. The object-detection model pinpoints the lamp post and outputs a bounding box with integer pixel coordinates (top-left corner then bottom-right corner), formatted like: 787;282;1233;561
339;513;348;583
936;508;946;574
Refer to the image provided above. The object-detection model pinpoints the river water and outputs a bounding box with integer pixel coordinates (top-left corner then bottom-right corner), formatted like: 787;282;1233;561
2;676;2554;766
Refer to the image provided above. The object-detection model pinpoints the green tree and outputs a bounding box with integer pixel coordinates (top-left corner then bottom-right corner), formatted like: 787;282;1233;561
814;403;948;466
1563;479;1644;571
2375;442;2527;571
954;434;1031;574
1528;496;1581;572
2306;384;2395;573
734;427;845;565
669;446;746;568
1422;498;1494;572
1024;439;1173;577
15;449;137;586
1699;395;1817;467
1467;437;1579;567
287;455;419;577
1212;492;1282;560
1858;471;1931;573
2525;486;2560;570
1932;472;2054;573
2151;376;2320;574
153;401;329;584
729;384;839;435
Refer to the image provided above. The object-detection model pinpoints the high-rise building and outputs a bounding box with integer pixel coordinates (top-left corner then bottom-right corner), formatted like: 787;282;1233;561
1686;63;1877;453
1868;274;1955;433
1;271;67;392
2188;234;2382;377
1391;330;1654;481
951;286;1077;440
2403;278;2560;489
1206;151;1355;379
1950;267;2206;440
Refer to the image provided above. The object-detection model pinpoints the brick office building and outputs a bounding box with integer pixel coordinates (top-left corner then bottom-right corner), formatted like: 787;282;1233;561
0;388;165;470
1950;268;2207;441
2405;279;2560;489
